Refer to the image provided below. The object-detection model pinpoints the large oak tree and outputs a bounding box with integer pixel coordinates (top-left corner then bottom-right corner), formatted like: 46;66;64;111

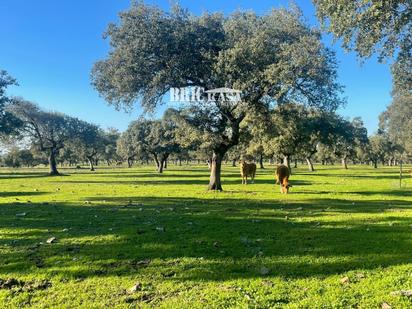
9;99;92;175
91;2;344;190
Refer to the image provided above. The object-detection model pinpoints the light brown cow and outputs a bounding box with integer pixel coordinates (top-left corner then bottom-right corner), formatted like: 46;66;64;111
240;160;256;184
276;165;292;194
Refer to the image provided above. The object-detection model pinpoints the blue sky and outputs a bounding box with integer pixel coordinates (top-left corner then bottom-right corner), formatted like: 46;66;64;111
0;0;392;134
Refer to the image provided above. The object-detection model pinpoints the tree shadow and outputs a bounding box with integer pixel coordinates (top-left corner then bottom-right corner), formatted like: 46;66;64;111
0;171;71;179
313;173;401;180
0;191;47;198
0;172;52;179
349;190;412;197
1;195;411;282
57;173;311;186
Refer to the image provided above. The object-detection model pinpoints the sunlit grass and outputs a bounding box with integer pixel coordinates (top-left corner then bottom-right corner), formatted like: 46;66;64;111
0;164;411;308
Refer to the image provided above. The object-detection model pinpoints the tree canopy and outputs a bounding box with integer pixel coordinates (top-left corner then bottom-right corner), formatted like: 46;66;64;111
9;99;94;175
314;0;412;92
92;2;344;190
380;91;412;154
0;70;22;135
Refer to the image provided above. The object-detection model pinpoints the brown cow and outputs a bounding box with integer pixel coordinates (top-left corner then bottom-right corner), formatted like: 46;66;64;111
276;165;292;194
240;160;256;184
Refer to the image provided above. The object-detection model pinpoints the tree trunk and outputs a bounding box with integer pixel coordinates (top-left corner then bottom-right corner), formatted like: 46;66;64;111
283;155;291;174
87;157;95;171
127;157;133;168
232;159;236;167
154;154;160;171
208;150;225;191
306;157;314;172
259;153;264;169
158;160;164;173
179;158;182;166
48;150;59;176
157;154;169;173
294;159;298;168
342;156;348;169
373;160;378;168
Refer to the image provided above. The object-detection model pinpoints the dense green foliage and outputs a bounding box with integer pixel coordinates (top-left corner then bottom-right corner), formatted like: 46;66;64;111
314;0;412;92
379;91;412;162
0;165;411;308
8;100;97;175
118;114;180;173
0;70;22;135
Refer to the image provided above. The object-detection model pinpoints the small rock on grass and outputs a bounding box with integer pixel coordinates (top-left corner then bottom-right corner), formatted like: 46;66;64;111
340;276;350;284
381;302;392;309
262;280;274;287
16;212;26;217
390;290;412;297
356;273;365;279
155;227;165;232
46;237;57;244
128;282;142;293
133;259;151;267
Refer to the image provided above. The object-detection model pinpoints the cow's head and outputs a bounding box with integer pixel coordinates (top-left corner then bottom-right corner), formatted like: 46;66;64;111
281;178;292;194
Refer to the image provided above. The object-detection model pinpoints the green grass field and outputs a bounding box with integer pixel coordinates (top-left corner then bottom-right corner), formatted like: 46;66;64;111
0;164;411;308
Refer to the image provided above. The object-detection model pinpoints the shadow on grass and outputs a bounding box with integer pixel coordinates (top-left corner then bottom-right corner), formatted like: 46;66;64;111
0;191;47;198
0;172;52;179
313;173;401;180
57;177;312;186
0;172;71;179
0;195;411;282
349;190;412;197
290;189;412;198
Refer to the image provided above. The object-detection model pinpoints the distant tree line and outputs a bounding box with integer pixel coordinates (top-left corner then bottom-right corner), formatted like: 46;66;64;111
1;70;410;175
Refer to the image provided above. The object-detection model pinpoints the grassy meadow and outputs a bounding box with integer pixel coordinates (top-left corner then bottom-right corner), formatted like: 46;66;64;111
0;164;411;308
